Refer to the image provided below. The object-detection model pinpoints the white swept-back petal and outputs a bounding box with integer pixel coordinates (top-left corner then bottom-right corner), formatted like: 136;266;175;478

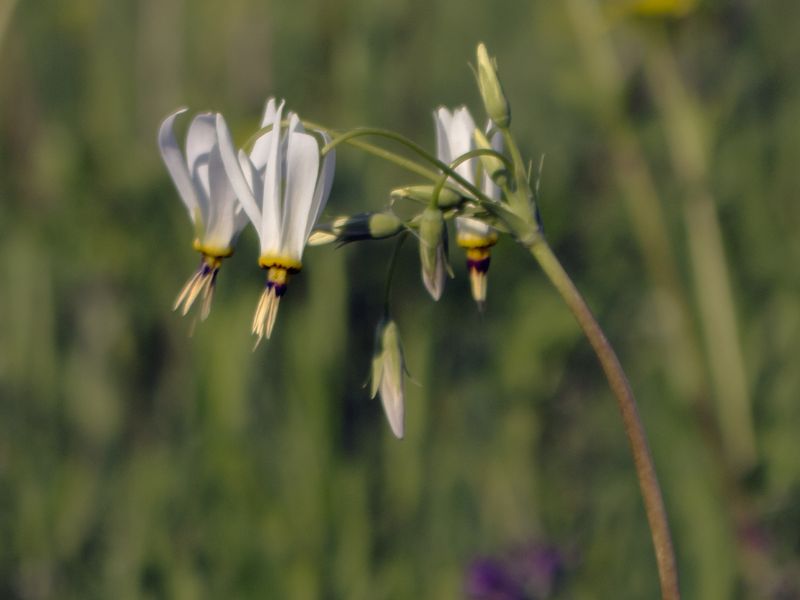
307;131;335;239
434;107;454;165
434;106;479;190
262;98;278;125
261;102;284;253
450;106;478;184
158;108;202;224
186;113;217;172
288;112;304;133
215;113;262;234
455;215;493;237
250;97;279;169
185;113;217;211
380;364;405;439
379;321;405;439
202;137;244;249
280;128;321;260
422;244;447;301
232;202;250;236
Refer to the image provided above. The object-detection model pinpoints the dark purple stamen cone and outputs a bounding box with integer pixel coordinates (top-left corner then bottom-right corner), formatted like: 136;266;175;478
467;254;491;274
266;280;288;297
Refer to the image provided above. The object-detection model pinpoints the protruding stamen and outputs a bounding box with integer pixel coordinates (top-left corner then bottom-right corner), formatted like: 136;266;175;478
173;255;222;320
466;246;492;310
252;266;292;347
199;267;219;321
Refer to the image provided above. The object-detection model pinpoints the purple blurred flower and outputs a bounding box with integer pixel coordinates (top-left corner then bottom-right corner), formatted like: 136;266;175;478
466;558;525;600
466;542;565;600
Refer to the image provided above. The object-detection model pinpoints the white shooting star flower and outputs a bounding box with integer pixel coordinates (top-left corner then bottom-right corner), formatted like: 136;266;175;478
158;108;249;320
434;105;503;309
216;98;335;344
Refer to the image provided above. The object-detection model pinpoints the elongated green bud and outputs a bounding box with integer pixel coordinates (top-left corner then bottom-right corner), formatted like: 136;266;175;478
419;206;448;300
367;212;404;238
391;185;464;209
371;318;406;439
308;211;404;246
476;43;510;129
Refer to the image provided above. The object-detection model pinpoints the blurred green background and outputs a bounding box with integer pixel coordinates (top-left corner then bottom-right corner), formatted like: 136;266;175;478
1;0;799;597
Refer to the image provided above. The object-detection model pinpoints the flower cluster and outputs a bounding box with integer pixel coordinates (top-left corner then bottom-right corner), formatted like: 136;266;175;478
159;43;540;439
159;98;335;344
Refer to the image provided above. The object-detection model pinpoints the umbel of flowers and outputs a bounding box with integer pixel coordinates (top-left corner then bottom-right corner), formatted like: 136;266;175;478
159;44;535;438
159;43;679;600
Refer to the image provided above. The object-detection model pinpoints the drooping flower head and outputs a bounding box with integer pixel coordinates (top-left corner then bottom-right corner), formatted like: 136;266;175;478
434;106;503;309
158;109;249;320
371;317;407;439
216;98;335;344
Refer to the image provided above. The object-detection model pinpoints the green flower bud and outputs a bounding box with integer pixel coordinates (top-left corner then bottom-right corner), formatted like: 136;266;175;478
391;185;464;209
476;43;510;129
418;206;449;300
308;211;404;246
367;212;404;239
371;318;406;439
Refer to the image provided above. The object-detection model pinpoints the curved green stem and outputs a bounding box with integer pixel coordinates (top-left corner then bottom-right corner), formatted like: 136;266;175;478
318;128;495;203
320;127;437;162
347;138;439;181
249;122;517;227
322;128;534;240
305;121;441;181
247;121;529;240
383;233;408;313
499;128;543;222
242;121;510;220
501;128;527;178
526;237;680;600
431;148;513;207
242;122;275;152
243;120;441;181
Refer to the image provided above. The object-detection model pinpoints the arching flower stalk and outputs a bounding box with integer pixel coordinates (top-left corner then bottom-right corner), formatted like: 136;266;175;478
158;109;249;320
216;98;335;344
433;106;503;309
